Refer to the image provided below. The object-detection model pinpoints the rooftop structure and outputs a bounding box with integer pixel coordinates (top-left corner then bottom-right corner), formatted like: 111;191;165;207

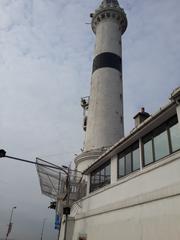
58;0;180;239
59;88;180;240
36;1;180;240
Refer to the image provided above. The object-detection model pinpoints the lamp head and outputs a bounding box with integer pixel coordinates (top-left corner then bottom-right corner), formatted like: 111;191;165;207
0;149;6;158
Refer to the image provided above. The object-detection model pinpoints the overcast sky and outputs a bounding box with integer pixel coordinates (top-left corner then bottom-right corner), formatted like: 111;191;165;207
0;0;179;239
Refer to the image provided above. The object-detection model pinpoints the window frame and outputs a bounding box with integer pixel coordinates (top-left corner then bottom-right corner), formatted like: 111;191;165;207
90;160;111;192
117;141;140;179
142;115;180;167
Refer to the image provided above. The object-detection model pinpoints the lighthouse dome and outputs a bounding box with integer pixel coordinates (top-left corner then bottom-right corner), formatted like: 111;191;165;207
92;0;127;34
100;0;119;8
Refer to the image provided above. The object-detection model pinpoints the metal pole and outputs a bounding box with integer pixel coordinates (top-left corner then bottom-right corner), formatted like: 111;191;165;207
5;206;16;240
6;155;68;174
64;167;70;240
63;214;68;240
57;220;61;240
0;150;82;174
40;218;46;240
57;173;61;240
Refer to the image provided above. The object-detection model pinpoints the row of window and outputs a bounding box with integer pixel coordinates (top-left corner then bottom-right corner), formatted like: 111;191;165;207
118;115;180;178
90;115;180;192
143;116;180;166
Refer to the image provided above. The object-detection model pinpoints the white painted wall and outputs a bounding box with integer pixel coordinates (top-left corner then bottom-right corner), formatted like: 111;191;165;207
73;196;180;240
176;104;180;127
59;217;75;240
84;18;124;152
70;151;180;240
84;68;123;151
76;159;95;173
94;20;122;56
111;155;118;184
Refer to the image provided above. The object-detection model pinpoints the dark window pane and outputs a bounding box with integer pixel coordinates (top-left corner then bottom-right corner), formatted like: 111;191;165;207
94;172;100;184
105;164;110;176
118;157;125;177
91;175;95;184
125;153;132;175
144;140;153;165
100;168;105;183
170;123;180;152
154;130;169;161
133;148;140;171
90;161;111;192
105;164;111;182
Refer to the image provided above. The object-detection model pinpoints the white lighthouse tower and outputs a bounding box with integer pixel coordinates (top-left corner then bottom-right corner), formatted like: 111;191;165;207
75;0;127;172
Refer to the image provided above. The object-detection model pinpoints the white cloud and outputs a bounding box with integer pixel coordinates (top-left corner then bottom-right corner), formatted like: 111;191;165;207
0;0;179;239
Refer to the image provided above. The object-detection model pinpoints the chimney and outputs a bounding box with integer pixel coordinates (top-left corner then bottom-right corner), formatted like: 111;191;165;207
133;107;150;127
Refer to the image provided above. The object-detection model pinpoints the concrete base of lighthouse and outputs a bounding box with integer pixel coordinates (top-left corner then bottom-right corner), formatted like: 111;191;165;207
75;148;108;172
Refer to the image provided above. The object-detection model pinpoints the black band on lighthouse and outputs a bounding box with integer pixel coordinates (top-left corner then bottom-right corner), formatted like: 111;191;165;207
92;52;122;73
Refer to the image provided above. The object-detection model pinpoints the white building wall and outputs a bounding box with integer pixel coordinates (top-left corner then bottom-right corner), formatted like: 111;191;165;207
176;104;180;126
73;196;180;240
71;151;180;240
59;217;75;240
111;155;118;184
171;87;180;125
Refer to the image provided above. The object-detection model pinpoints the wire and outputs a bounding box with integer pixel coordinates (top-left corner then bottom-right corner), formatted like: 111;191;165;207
4;155;82;174
5;155;68;174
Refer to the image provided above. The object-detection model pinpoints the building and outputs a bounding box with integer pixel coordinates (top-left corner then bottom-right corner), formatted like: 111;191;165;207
58;1;180;240
36;1;180;239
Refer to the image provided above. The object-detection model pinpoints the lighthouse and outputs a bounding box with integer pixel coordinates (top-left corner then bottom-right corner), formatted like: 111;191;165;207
76;0;127;172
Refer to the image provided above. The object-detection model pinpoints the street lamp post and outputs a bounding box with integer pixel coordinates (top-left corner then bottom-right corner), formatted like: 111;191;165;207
0;150;69;174
5;206;17;240
0;149;79;240
40;218;46;240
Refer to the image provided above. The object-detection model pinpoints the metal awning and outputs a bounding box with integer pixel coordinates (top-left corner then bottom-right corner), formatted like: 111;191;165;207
36;158;87;203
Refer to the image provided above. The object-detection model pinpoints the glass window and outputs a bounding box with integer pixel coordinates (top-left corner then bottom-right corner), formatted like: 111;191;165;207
94;172;100;184
91;175;95;184
170;123;180;152
143;115;179;166
100;168;105;183
118;157;125;177
118;142;140;178
133;148;140;171
144;140;153;166
154;130;169;161
125;152;132;175
105;164;111;182
90;161;111;192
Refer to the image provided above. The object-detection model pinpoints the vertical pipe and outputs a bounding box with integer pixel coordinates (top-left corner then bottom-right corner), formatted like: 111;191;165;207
63;214;68;240
40;218;46;240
